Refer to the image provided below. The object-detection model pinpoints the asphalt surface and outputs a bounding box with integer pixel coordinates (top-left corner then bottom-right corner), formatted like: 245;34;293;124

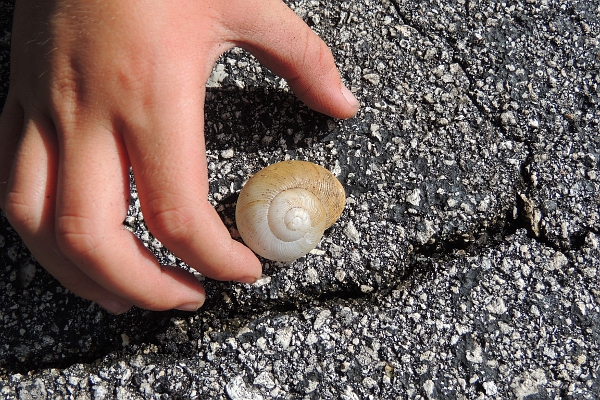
1;0;599;398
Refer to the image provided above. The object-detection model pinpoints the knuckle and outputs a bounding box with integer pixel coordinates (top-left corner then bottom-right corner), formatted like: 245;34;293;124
3;190;40;232
50;75;79;115
314;44;337;81
144;202;195;245
302;32;334;71
287;34;336;99
55;214;102;258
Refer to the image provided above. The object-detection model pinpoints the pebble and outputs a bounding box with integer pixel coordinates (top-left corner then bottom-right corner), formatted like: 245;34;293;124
362;73;381;85
221;149;235;159
343;221;361;244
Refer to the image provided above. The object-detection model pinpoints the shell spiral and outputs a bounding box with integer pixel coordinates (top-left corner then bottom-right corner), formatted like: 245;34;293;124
235;160;346;261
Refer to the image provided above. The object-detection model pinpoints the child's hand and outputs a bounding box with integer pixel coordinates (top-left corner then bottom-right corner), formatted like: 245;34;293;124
0;0;359;313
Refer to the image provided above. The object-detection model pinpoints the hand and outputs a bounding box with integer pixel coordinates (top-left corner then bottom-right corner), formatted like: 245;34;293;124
0;0;359;313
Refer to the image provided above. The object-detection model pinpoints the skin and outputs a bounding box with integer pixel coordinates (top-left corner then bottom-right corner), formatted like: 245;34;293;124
0;0;359;314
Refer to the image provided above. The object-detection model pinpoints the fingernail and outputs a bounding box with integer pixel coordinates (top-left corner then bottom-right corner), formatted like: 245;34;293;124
97;299;131;315
341;84;360;110
237;276;259;284
175;300;204;312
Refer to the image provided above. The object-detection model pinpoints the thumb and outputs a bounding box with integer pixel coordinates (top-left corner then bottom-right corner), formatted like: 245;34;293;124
222;0;360;119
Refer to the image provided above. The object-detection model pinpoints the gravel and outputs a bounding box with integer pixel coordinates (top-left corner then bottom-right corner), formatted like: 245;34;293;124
1;0;598;398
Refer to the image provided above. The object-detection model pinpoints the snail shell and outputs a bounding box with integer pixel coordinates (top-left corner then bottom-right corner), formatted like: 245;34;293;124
235;160;346;261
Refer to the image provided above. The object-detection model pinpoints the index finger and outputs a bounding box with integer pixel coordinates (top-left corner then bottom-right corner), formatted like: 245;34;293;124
120;80;262;284
219;0;360;119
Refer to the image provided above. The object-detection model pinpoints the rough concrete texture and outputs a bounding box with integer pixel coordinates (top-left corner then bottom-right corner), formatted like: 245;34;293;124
1;0;599;398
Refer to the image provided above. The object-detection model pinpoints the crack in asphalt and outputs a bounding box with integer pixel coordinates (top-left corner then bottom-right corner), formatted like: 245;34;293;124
385;0;596;258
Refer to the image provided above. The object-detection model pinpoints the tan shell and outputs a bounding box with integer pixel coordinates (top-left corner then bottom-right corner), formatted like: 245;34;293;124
235;160;346;261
